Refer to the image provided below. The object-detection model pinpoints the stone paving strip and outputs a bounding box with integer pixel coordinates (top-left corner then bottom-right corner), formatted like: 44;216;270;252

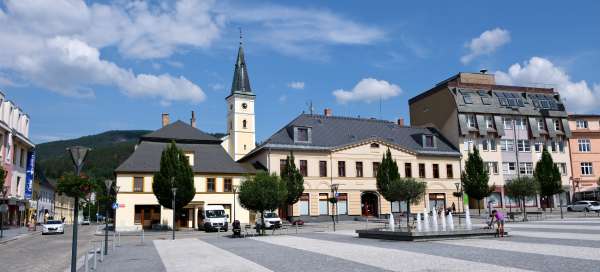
154;238;272;272
507;224;600;230
252;235;533;272
435;238;600;261
510;230;600;241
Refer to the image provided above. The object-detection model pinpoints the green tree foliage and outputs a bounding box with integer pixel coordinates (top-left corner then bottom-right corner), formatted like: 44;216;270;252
280;152;304;219
462;147;493;214
152;142;195;221
396;178;427;228
376;148;400;202
238;171;287;235
56;173;96;199
504;177;539;221
0;164;6;190
534;148;562;212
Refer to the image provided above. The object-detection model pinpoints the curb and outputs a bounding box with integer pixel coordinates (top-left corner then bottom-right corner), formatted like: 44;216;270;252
0;229;42;245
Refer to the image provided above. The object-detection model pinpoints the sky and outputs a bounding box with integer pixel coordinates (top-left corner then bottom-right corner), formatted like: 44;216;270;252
1;0;600;144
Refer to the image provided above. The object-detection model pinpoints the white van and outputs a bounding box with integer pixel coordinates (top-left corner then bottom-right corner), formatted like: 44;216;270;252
198;205;229;232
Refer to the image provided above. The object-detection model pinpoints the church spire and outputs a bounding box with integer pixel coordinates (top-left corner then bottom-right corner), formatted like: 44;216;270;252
230;28;252;95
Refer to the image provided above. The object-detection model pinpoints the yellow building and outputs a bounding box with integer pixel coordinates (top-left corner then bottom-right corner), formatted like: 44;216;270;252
49;179;75;224
241;110;463;221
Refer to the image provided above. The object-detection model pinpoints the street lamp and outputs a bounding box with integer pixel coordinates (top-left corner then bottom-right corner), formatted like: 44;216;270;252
454;182;461;225
103;179;113;255
330;183;339;232
232;185;240;222
66;146;91;272
171;176;177;240
0;187;8;238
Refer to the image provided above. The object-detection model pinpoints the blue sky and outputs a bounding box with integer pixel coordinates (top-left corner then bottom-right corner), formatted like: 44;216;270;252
1;1;600;144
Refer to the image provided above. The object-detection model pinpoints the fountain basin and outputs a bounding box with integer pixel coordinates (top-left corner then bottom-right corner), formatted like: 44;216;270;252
356;228;506;241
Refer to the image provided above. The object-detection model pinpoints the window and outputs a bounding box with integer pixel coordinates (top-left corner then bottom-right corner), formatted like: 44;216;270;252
280;159;287;174
224;178;233;192
405;163;412;178
300;160;308;177
502;162;516;175
446;164;453;179
485;116;494;129
299;194;309;215
319;193;329;215
338;161;346;177
537;119;545;131
370;143;380;148
517;140;531;152
503;117;513;130
463;93;473;104
555;163;567;176
578;139;591;152
466;115;476;128
486;162;499;175
519;162;533;175
419;163;426;178
356;162;363;177
482;138;496;151
20;148;25;167
576;120;589;129
500;139;514;151
581;162;593;176
206;178;216;192
463;138;474;151
558;139;565;153
550;140;557;152
554;119;561;131
372;162;380;177
534;141;543;152
424;135;435;148
242;119;247;129
432;164;439;179
515;118;526;130
295;127;310;143
133;177;144;192
337;193;348;215
319;161;327;177
184;152;194;166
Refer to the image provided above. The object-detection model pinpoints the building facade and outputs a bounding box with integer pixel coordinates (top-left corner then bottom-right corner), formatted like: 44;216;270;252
50;179;75;224
568;114;600;196
0;91;35;227
241;110;462;221
409;72;572;209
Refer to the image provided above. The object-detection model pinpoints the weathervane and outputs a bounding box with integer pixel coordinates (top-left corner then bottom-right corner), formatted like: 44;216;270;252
239;27;243;45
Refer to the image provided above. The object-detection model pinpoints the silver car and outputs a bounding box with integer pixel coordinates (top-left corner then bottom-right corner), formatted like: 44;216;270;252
42;220;65;235
568;201;600;212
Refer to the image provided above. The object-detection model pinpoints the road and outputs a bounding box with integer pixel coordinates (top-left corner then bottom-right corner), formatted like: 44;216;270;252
0;224;98;272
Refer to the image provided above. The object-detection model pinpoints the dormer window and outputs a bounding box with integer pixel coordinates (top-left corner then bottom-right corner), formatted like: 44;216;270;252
294;127;311;143
466;115;476;128
370;143;380;148
576;120;588;129
463;93;473;104
423;134;435;148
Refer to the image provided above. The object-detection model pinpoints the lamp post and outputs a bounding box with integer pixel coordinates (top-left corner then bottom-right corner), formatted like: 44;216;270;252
454;182;461;225
171;177;177;240
1;187;8;238
330;183;339;232
66;146;91;272
233;185;240;222
103;179;113;255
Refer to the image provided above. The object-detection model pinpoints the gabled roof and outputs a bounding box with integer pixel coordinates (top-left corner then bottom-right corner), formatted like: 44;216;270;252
115;141;253;174
141;120;221;144
241;114;460;160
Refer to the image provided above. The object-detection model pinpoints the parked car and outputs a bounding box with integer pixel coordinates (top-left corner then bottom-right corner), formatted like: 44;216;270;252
198;205;229;232
256;212;282;229
42;220;64;235
567;201;600;212
81;218;91;225
291;219;305;226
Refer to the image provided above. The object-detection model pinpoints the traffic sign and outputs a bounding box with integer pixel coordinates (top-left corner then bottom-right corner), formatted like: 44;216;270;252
112;203;118;209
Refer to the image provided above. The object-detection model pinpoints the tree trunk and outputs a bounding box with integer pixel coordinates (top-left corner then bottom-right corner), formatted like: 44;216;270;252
549;195;553;213
477;200;481;215
522;197;527;222
406;199;411;229
260;210;265;236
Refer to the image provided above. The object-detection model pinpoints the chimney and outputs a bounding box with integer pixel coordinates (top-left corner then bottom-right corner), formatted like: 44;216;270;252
397;118;404;126
324;108;332;117
162;113;170;127
190;111;196;128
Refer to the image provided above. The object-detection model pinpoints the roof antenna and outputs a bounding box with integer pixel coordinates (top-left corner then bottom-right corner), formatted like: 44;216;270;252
306;100;314;115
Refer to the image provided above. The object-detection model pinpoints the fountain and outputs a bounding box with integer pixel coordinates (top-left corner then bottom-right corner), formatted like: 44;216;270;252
431;209;438;231
388;213;395;231
441;210;447;231
465;204;472;230
447;212;454;231
416;212;422;232
423;209;430;232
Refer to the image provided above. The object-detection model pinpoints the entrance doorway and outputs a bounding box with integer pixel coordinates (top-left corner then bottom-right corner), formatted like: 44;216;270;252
361;192;379;217
429;193;446;212
134;205;161;229
179;208;191;228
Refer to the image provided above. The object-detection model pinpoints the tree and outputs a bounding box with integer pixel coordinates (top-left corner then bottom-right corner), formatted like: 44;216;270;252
504;177;538;221
56;173;96;199
0;164;6;191
238;171;287;235
280;152;304;220
462;147;493;214
396;178;427;228
152;142;195;227
534;148;562;212
376;148;400;204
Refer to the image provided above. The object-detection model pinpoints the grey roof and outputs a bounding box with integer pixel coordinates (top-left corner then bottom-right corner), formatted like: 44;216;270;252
228;44;254;97
115;141;253;174
242;114;460;160
141;120;221;144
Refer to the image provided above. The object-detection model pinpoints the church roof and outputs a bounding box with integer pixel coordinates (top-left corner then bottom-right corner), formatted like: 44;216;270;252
141;120;221;144
228;44;254;97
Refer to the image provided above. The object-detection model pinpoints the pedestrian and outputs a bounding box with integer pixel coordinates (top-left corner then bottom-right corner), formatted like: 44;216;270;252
61;216;65;223
491;210;505;237
451;203;456;213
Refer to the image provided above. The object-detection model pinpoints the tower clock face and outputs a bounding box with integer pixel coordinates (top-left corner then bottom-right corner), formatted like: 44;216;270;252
242;103;248;109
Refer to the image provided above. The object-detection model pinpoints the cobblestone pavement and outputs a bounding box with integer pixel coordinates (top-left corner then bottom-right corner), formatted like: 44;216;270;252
85;216;600;272
0;224;98;272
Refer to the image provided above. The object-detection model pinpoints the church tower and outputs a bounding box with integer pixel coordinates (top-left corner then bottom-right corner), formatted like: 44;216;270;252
226;35;256;161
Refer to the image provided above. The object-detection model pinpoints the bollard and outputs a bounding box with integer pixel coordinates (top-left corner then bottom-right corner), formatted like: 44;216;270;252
295;223;298;234
93;245;97;271
118;232;121;247
141;229;145;245
84;248;89;272
100;240;104;262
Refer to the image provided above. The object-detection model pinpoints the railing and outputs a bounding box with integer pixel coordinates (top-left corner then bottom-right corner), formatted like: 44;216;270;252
82;231;121;272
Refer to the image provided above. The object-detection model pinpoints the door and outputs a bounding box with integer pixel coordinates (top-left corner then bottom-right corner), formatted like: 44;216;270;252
179;208;190;228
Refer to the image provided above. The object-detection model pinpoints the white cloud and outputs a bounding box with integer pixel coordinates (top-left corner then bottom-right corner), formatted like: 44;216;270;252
495;57;600;113
288;81;305;90
333;78;401;104
461;28;510;64
210;83;225;91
